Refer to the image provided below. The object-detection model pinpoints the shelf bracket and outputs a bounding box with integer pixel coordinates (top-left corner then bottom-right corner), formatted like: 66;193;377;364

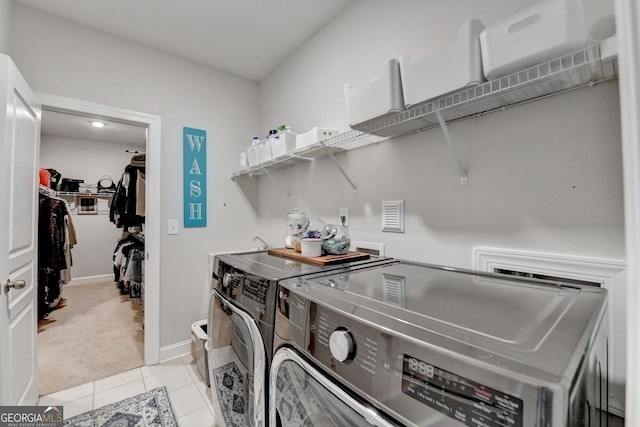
321;143;357;192
436;111;468;185
261;167;291;200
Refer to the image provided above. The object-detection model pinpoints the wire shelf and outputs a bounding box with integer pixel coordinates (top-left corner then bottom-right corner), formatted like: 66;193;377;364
232;43;618;179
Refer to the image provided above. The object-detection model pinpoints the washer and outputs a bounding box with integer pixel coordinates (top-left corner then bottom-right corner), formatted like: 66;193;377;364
206;250;392;427
271;260;609;426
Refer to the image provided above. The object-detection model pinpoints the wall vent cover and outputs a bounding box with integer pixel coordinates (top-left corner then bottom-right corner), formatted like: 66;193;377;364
491;267;601;287
382;200;404;233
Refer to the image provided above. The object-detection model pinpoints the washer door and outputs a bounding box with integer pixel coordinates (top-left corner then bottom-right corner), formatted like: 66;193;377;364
270;345;400;427
207;288;266;426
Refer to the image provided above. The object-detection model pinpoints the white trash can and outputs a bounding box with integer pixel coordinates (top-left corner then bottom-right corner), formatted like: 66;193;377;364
190;319;209;386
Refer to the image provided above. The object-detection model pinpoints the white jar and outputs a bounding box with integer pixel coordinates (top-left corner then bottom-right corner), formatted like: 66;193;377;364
301;238;322;257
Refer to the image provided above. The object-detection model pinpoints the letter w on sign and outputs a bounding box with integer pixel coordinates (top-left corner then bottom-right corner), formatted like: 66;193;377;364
183;127;207;227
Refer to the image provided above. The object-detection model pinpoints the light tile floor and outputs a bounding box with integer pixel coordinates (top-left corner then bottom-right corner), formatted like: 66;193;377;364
38;354;216;427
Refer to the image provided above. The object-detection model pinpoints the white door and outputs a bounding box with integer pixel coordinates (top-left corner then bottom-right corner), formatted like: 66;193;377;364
0;54;41;405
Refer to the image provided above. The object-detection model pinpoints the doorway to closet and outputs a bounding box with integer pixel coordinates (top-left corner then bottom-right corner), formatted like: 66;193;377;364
34;93;161;397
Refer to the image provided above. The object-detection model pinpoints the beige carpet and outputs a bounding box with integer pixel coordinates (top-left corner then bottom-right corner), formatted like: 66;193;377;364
38;280;144;396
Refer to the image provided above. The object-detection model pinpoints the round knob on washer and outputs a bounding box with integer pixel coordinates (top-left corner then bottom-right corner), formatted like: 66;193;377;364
329;329;355;362
222;273;233;288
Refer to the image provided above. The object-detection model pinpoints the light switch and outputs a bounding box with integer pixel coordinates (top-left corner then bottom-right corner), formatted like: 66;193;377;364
168;219;179;235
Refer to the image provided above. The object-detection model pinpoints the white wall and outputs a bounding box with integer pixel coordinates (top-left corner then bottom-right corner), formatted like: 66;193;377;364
8;3;262;347
0;0;10;53
40;134;137;280
256;0;624;266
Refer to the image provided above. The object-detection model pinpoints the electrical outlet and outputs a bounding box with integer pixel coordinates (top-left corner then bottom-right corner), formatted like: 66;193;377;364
168;219;179;235
339;208;349;227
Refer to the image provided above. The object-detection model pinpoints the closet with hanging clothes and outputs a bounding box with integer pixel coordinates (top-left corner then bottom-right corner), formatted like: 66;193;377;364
37;112;148;397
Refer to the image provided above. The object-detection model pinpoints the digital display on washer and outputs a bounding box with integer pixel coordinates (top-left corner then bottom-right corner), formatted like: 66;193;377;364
402;354;523;427
242;278;268;305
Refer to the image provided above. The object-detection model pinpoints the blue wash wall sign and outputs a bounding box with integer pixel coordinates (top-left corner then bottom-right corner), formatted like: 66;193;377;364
183;127;207;227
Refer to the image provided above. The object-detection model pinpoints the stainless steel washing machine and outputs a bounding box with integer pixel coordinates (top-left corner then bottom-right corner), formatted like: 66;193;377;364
206;250;392;427
271;260;609;427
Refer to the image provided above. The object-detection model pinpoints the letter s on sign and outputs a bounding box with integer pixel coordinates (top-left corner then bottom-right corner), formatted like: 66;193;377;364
189;180;201;197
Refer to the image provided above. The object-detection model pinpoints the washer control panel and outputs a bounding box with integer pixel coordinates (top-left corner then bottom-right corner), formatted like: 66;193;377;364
217;261;279;324
241;277;268;305
302;302;529;427
402;354;523;427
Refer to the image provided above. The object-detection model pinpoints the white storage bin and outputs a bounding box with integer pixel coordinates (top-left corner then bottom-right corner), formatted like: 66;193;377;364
191;319;209;386
269;131;298;157
256;139;272;163
246;145;259;166
295;127;338;150
479;0;588;80
344;59;404;127
400;19;486;108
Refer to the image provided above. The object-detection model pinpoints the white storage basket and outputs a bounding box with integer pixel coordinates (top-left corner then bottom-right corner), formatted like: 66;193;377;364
479;0;588;79
295;127;338;150
256;139;272;163
400;19;486;108
270;131;297;157
344;59;404;127
246;145;259;166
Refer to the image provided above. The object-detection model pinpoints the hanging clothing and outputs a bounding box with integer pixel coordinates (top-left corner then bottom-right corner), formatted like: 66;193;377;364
110;162;145;229
123;248;144;298
136;170;146;217
38;191;74;319
113;232;144;298
39;195;68;271
60;198;77;285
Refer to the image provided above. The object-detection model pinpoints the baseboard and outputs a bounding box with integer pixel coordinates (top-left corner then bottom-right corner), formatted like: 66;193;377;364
159;339;191;363
66;274;113;286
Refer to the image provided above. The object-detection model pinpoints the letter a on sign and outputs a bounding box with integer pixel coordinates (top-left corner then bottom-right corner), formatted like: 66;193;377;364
183;127;207;227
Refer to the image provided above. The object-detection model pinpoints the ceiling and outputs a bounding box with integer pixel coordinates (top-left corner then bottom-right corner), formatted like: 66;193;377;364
14;0;353;82
41;109;147;147
18;0;353;145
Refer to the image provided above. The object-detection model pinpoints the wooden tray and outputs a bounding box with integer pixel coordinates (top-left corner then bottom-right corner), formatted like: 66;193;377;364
267;247;370;265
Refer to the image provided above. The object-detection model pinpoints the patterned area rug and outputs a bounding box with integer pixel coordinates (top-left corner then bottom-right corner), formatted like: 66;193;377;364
63;387;177;427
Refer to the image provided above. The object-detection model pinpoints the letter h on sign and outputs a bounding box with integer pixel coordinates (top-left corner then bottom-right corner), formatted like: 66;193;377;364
183;127;207;227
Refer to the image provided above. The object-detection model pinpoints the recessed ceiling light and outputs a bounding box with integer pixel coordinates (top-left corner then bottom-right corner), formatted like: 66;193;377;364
92;121;105;128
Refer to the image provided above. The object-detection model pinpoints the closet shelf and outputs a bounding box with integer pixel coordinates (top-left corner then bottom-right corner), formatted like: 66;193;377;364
57;191;114;198
56;191;114;209
231;43;618;180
